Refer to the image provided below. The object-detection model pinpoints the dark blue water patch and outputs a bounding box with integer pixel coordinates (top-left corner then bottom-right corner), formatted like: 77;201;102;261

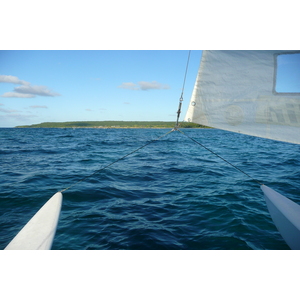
0;128;299;250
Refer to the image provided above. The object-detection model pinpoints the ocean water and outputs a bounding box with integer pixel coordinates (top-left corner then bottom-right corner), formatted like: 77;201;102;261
1;128;299;250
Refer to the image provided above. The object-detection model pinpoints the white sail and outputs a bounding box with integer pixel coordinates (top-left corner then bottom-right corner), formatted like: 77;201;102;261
185;50;300;144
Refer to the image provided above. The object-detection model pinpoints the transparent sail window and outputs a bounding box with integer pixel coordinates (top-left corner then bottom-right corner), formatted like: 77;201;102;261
275;52;300;93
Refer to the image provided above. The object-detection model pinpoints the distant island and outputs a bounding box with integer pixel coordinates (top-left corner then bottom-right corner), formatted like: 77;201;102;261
16;121;208;129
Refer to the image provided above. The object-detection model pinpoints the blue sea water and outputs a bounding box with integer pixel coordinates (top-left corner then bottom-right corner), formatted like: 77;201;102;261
0;128;299;250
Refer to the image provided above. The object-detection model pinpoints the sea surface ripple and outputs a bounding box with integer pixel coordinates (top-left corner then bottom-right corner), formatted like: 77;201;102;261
1;128;299;250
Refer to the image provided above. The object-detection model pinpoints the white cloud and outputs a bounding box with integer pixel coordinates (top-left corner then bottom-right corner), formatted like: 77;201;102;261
0;113;37;123
0;108;20;113
29;105;48;109
118;82;139;90
0;74;60;98
1;92;35;98
0;75;30;85
118;81;170;91
138;81;170;90
85;108;92;111
14;85;60;97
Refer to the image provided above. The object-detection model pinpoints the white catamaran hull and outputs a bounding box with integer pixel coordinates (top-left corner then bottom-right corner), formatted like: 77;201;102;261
4;192;62;250
261;185;300;250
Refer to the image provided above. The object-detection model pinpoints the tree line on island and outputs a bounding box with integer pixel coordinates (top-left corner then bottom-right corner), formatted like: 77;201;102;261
16;121;209;129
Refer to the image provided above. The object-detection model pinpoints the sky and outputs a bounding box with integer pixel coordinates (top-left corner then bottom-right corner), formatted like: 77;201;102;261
276;53;300;93
0;50;202;127
1;50;300;127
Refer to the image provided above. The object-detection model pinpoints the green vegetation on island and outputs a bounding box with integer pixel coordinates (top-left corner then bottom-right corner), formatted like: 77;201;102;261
16;121;208;129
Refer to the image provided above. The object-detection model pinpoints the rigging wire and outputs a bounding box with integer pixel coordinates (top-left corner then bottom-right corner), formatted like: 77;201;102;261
177;129;263;186
60;129;173;193
60;51;192;194
59;49;262;194
173;51;263;186
175;50;191;128
180;50;191;97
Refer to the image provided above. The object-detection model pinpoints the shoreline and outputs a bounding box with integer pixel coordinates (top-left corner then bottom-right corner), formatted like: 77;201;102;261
15;121;209;129
13;126;210;129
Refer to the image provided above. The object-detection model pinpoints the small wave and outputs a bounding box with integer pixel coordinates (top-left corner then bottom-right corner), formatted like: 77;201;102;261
1;128;298;250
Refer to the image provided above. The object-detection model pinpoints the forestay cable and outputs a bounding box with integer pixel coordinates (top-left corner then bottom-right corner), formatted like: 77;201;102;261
175;50;191;129
60;129;173;193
